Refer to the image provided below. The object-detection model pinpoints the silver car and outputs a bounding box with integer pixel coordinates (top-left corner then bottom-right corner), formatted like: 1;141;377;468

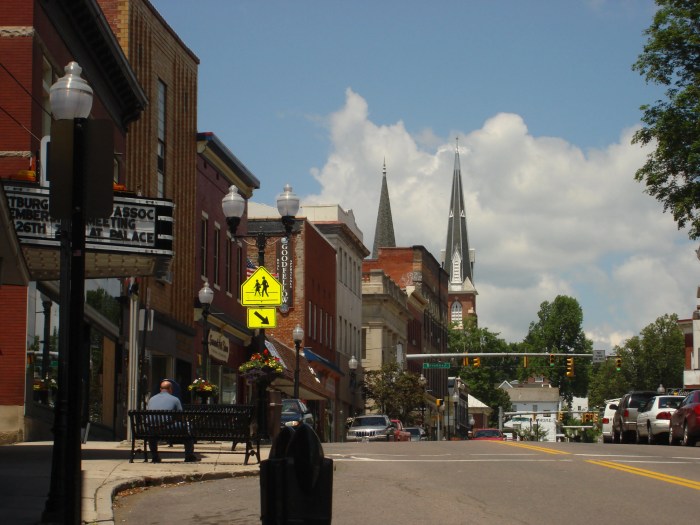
346;415;392;442
635;395;684;444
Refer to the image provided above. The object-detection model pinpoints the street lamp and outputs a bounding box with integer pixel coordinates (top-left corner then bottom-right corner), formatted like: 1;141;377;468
452;388;459;439
293;324;304;399
349;354;358;417
222;184;300;439
419;374;427;427
198;281;214;380
43;62;100;525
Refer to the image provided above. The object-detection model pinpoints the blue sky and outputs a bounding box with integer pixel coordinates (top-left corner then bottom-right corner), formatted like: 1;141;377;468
151;0;698;350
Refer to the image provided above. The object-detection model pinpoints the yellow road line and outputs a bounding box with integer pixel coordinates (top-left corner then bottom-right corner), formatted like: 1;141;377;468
587;460;700;491
494;441;570;455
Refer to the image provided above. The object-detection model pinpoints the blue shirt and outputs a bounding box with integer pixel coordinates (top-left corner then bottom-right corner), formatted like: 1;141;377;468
147;391;183;411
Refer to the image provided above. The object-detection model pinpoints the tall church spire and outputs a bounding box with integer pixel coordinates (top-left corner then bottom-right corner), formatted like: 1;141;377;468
372;159;396;258
444;139;474;288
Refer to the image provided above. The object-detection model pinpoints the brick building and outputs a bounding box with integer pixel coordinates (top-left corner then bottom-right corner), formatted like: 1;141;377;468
98;0;201;415
247;204;339;441
0;0;146;442
195;131;259;404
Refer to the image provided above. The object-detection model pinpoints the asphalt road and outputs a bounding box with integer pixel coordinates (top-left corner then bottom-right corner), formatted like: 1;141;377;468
114;440;700;524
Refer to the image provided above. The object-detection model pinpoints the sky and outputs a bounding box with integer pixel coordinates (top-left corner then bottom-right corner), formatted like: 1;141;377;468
151;0;699;351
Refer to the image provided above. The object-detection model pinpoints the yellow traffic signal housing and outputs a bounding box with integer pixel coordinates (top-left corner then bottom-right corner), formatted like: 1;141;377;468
436;399;442;407
549;354;555;367
473;357;481;368
463;356;469;367
566;357;575;377
615;357;622;371
523;356;528;368
592;412;599;424
557;411;564;422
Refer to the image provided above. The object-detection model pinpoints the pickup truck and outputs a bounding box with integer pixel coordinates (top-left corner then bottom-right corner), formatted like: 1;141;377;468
389;419;411;441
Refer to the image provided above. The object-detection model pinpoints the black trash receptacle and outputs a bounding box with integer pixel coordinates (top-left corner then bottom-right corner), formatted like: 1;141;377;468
260;423;333;524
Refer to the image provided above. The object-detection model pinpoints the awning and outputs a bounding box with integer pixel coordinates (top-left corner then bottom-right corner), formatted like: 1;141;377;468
265;338;330;401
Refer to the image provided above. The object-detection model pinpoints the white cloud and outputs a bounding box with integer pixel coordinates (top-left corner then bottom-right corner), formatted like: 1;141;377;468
305;89;699;349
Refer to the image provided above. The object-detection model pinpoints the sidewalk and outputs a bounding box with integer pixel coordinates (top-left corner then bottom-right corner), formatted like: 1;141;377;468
1;439;268;525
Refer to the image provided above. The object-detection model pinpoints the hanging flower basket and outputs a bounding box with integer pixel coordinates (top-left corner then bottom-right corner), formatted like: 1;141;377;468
188;378;219;396
239;350;283;383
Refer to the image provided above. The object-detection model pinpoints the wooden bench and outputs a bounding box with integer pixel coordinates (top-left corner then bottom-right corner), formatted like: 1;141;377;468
128;404;259;464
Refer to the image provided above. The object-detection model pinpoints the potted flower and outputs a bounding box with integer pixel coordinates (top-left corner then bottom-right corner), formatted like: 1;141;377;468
188;378;219;400
238;349;283;382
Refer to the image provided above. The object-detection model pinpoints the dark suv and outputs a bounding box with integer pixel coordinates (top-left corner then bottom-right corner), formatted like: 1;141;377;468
612;391;657;443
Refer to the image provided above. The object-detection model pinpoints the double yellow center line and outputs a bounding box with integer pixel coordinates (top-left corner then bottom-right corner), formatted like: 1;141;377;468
495;441;570;455
587;460;700;491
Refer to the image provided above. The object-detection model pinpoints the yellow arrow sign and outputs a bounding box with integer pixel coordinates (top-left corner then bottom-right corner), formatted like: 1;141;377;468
241;266;283;306
247;307;277;329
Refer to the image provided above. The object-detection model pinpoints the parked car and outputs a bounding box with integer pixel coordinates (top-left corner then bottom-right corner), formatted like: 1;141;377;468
612;391;657;443
280;398;314;429
471;428;506;441
635;395;684;444
346;414;393;442
405;427;427;442
669;390;700;446
601;398;620;443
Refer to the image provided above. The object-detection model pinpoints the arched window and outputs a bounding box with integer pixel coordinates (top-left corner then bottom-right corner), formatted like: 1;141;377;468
451;301;463;324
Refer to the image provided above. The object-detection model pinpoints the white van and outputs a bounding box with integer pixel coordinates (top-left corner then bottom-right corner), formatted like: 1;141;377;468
601;398;620;443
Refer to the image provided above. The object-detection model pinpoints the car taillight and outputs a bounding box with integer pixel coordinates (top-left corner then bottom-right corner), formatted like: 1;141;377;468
694;405;700;416
655;412;672;420
602;417;610;424
623;409;629;418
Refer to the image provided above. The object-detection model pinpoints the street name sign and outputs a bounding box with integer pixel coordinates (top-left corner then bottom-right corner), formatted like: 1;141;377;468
422;362;450;369
241;266;282;306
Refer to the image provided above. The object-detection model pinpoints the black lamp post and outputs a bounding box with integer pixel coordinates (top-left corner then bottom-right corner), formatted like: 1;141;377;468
42;62;95;525
349;354;358;416
419;374;427;427
198;281;214;380
452;387;460;439
293;324;304;399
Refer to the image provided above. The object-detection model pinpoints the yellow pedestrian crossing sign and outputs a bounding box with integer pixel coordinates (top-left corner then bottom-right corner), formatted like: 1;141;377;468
241;266;282;306
247;307;277;329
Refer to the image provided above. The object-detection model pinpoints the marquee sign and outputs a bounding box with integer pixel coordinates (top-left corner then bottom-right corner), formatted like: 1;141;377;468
4;185;174;255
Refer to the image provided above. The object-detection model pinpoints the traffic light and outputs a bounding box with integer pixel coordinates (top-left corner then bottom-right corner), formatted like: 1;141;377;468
615;357;622;372
523;356;528;368
566;357;575;377
436;399;442;407
557;411;564;423
582;413;590;423
473;357;481;368
463;356;469;367
549;354;555;367
592;412;599;424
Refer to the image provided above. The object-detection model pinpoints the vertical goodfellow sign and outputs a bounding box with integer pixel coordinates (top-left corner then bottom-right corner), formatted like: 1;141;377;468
276;236;294;307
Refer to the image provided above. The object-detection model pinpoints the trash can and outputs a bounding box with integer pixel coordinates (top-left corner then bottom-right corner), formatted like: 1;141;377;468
260;423;333;524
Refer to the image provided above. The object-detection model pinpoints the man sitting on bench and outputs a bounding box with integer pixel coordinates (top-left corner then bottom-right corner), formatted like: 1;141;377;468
147;380;199;463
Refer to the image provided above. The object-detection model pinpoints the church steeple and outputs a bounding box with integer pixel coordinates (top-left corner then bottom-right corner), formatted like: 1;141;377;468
444;139;474;288
372;159;396;258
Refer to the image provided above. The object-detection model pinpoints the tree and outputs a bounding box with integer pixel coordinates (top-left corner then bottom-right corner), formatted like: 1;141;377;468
523;295;592;405
632;0;700;239
449;319;514;425
588;313;684;407
363;362;424;422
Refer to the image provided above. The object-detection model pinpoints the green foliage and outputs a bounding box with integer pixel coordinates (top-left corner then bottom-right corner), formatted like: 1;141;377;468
449;319;513;425
632;0;700;239
86;287;121;325
591;314;685;403
363;362;424;422
523;296;592;405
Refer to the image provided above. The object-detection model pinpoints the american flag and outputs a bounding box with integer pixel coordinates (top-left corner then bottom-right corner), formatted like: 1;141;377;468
246;258;257;278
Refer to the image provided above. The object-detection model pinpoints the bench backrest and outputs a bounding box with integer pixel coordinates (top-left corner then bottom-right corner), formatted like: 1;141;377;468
129;405;255;440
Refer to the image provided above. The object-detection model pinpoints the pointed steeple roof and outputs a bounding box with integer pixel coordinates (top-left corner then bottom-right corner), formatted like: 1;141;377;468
372;159;396;258
444;139;474;287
